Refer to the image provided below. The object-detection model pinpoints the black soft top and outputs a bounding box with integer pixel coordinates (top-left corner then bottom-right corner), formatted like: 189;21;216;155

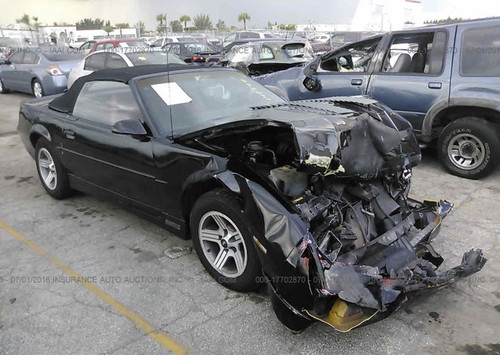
49;64;200;113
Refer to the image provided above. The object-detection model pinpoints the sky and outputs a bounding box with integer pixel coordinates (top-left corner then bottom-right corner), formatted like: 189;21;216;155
0;0;499;29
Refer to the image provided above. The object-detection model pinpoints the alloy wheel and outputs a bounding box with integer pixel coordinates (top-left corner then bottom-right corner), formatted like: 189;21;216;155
37;148;57;190
198;211;248;278
33;82;43;98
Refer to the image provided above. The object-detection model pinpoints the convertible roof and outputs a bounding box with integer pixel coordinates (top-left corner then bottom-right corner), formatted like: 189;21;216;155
49;64;197;113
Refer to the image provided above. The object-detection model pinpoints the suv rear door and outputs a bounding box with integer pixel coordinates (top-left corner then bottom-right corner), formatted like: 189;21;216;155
366;28;454;133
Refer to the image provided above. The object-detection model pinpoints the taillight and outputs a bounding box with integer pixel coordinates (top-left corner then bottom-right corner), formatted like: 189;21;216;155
191;56;203;61
45;66;63;75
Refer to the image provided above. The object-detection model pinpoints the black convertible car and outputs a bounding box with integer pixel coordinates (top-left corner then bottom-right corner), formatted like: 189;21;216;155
18;65;486;332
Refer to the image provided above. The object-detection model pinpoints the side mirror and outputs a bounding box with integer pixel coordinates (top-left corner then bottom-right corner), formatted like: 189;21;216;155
303;55;321;91
112;119;147;136
0;59;11;65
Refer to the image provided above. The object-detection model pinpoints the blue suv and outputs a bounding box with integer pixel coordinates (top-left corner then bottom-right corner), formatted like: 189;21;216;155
256;18;500;179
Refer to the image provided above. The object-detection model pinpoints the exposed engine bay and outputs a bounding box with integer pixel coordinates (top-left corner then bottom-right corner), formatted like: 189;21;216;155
181;98;487;332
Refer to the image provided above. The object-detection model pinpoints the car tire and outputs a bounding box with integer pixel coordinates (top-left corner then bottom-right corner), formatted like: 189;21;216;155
190;189;261;292
0;78;8;94
32;79;44;98
35;138;73;199
438;117;499;179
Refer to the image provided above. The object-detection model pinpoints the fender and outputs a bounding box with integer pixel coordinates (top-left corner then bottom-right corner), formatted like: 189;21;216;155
421;98;500;141
29;124;51;145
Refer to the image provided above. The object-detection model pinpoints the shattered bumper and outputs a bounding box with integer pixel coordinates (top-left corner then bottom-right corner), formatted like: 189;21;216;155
266;200;487;332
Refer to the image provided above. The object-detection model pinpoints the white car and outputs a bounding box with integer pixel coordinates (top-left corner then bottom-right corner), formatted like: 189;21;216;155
310;34;330;44
67;47;186;88
150;36;197;48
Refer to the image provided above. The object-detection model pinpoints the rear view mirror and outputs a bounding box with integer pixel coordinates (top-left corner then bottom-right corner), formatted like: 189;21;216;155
303;55;321;91
112;119;147;136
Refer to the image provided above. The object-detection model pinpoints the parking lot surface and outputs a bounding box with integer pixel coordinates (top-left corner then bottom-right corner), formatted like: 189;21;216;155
0;92;499;354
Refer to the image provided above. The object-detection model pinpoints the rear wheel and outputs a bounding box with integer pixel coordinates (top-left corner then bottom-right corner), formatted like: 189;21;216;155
190;189;260;292
0;78;8;94
35;138;73;199
32;79;44;98
438;117;499;179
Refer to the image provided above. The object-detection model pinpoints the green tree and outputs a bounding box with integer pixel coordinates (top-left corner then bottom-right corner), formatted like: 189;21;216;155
193;14;212;31
215;19;226;31
170;20;183;33
156;13;167;35
238;12;251;30
103;25;114;36
16;14;33;42
76;18;105;30
179;15;191;31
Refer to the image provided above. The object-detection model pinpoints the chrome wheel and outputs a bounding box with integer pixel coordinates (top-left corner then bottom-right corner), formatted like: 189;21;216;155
198;211;248;278
33;81;43;98
37;148;57;190
447;133;486;170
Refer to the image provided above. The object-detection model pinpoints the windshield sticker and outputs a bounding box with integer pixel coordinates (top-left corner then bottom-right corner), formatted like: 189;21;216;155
151;82;192;106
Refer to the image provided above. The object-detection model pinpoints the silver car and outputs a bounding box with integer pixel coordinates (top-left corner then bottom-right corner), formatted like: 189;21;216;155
0;47;84;98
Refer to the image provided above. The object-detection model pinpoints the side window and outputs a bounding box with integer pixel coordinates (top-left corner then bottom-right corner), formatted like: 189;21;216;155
23;51;38;64
240;32;259;39
104;43;115;50
224;33;236;42
320;38;381;73
264;34;273;38
152;39;163;47
84;53;106;71
96;44;106;51
381;32;445;74
106;53;127;69
259;46;275;60
170;44;181;55
9;51;24;64
73;81;142;126
461;26;500;76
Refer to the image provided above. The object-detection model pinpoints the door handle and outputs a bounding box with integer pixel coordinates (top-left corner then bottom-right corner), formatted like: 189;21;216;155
428;82;442;89
64;129;75;140
351;79;363;86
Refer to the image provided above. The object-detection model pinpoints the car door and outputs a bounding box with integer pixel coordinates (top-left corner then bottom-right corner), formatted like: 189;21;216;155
61;80;159;210
1;50;24;90
17;50;39;93
366;29;453;133
300;36;384;100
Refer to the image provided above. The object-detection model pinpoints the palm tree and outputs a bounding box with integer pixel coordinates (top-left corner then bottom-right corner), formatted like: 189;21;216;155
179;15;191;31
238;12;251;30
16;14;33;43
156;13;166;35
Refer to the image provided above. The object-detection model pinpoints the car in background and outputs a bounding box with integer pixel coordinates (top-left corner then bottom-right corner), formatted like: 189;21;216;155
223;40;314;76
256;18;500;179
0;47;84;98
150;36;198;48
222;31;275;47
77;40;97;54
67;47;186;88
163;42;221;64
88;38;145;53
309;34;330;43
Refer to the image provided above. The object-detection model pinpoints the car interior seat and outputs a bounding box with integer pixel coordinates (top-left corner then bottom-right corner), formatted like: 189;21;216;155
389;53;411;73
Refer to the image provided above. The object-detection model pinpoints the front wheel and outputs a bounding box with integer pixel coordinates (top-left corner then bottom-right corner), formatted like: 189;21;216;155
190;189;261;292
438;117;499;179
35;138;73;199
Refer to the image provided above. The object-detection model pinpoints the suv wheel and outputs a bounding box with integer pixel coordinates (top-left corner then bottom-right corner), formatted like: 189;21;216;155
438;117;499;179
190;189;260;292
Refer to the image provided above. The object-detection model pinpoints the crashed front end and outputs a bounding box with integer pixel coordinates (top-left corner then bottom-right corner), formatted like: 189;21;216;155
184;97;487;332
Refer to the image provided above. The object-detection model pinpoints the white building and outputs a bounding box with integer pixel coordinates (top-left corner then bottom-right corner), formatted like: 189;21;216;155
297;0;423;33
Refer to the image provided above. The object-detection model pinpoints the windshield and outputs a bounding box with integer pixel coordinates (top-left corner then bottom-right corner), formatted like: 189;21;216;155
136;70;285;137
125;51;186;65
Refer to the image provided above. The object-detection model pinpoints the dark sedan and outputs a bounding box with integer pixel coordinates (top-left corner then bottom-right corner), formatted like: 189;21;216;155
162;42;221;64
18;65;485;333
0;47;84;97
